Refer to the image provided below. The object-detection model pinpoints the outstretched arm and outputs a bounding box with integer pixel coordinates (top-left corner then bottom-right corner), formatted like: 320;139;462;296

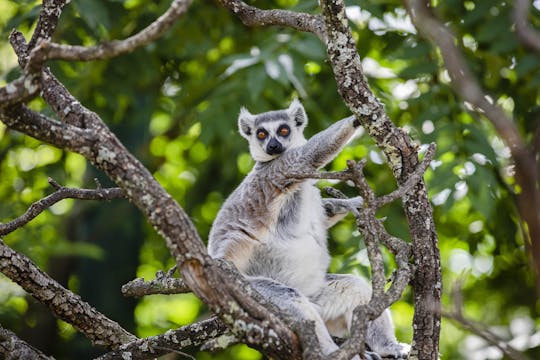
285;115;360;171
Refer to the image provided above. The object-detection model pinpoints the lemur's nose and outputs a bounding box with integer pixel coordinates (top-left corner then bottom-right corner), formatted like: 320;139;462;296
266;138;284;155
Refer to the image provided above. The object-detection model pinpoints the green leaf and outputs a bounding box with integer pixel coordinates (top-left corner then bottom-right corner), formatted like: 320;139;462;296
515;54;540;78
72;0;111;34
398;61;438;79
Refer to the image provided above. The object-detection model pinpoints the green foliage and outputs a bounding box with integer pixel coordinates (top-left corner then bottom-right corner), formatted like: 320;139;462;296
1;0;539;359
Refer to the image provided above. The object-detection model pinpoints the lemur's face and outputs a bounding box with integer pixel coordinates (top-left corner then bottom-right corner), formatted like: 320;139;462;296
238;99;308;162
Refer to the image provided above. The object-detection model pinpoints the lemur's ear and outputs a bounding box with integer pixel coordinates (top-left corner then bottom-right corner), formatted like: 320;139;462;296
287;99;308;128
238;106;255;139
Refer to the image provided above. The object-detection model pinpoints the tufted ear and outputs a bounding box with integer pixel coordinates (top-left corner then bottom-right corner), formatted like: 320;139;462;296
238;106;255;139
287;98;308;128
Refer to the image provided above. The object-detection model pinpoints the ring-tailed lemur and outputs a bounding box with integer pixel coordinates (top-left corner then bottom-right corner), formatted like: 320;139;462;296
208;100;409;359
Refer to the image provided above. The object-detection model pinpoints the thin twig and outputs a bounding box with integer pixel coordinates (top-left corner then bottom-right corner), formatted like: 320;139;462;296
442;280;530;360
217;0;327;42
0;178;125;236
122;275;190;297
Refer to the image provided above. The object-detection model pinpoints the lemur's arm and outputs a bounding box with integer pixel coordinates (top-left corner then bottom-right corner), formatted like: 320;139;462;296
292;115;360;171
322;196;364;228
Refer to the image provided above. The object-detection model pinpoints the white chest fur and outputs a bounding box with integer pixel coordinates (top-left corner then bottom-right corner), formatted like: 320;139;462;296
246;181;330;297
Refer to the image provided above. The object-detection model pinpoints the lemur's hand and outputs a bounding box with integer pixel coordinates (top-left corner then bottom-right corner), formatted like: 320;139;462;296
348;196;364;209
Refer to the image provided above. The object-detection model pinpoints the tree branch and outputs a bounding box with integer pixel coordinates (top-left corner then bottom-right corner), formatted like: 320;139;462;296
27;0;192;63
377;143;436;207
288;153;419;359
288;142;436;211
0;178;125;236
0;326;53;360
405;0;540;293
217;0;327;42
0;74;41;110
442;280;530;360
121;269;191;297
513;0;540;54
0;0;70;108
0;104;96;154
0;239;136;348
28;0;70;51
95;317;228;360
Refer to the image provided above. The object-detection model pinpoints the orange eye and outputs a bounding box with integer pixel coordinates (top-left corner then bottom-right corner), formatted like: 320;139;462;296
278;126;290;137
256;130;267;140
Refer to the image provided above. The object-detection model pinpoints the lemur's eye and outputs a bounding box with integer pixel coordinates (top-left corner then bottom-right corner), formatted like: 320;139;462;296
278;125;290;137
256;129;268;140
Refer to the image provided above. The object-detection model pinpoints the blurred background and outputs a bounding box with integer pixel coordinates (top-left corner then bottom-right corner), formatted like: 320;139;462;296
0;0;539;359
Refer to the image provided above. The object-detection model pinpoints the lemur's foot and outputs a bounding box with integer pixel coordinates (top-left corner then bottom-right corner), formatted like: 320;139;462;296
375;342;410;359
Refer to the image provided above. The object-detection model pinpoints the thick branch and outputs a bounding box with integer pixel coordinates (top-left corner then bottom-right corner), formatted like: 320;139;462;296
406;0;540;292
28;0;192;63
0;104;96;153
217;0;327;42
0;178;124;236
406;0;524;151
0;326;53;360
95;317;228;360
514;0;540;54
377;143;436;207
0;75;41;110
0;239;136;348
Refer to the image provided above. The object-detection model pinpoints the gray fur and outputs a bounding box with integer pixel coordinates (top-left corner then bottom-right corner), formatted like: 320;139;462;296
208;100;409;359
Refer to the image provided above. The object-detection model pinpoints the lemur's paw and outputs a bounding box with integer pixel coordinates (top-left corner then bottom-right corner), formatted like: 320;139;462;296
348;196;364;209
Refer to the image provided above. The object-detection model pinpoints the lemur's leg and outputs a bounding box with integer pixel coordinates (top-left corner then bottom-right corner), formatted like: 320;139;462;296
249;277;340;356
249;277;369;360
310;274;410;359
322;196;364;228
